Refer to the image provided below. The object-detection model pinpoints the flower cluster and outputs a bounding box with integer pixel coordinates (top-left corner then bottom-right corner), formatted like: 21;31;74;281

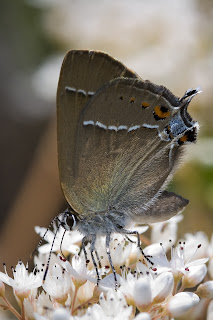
0;214;213;319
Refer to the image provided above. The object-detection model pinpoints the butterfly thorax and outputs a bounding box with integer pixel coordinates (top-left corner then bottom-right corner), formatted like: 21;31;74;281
76;209;129;237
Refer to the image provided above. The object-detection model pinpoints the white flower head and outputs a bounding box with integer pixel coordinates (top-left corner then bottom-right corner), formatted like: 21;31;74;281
0;261;42;300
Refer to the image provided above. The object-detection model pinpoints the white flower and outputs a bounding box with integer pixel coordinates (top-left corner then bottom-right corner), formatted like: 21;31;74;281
99;273;121;291
133;277;152;311
134;313;151;320
167;292;200;317
119;269;140;305
34;308;74;320
36;291;54;316
144;243;164;257
182;264;207;288
35;225;82;255
120;262;173;310
150;214;183;250
149;242;208;281
23;299;34;319
181;297;210;320
51;308;73;320
77;280;96;304
183;232;209;261
125;226;149;263
0;261;42;300
82;290;132;320
57;254;98;287
34;253;59;280
152;272;174;303
42;263;72;303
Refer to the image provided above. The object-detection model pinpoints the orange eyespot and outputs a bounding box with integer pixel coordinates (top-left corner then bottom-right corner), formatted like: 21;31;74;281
153;105;171;120
179;135;188;143
178;129;197;145
141;101;150;108
130;97;135;103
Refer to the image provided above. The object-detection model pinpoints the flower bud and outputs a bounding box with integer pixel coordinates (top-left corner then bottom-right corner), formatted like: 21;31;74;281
182;264;207;288
134;312;151;320
197;281;213;298
133;277;152;312
167;292;199;317
153;272;174;303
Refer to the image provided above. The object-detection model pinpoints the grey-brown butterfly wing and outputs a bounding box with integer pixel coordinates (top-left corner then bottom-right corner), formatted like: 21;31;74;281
74;77;197;223
57;50;139;213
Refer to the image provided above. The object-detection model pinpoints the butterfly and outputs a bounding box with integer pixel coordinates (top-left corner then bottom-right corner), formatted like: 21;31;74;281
48;50;200;287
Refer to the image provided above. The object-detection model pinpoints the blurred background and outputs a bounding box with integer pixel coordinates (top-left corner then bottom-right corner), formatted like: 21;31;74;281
0;0;213;270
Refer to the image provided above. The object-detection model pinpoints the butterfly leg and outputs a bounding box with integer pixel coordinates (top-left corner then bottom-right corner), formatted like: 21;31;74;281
124;229;154;267
106;233;118;290
95;249;102;269
90;236;101;285
82;236;90;267
125;235;136;243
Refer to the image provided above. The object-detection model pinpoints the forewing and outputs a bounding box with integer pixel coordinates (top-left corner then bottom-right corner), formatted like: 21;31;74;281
57;50;139;211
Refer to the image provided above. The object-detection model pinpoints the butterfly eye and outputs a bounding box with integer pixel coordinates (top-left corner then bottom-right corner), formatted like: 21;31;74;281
61;212;77;230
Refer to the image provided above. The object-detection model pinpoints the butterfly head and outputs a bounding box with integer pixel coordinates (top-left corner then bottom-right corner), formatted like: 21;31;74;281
59;208;79;231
